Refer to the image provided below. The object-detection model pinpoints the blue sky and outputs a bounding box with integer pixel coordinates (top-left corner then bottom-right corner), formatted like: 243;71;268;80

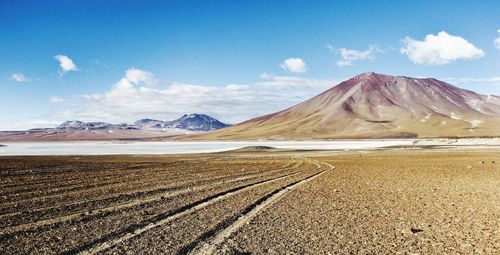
1;0;500;130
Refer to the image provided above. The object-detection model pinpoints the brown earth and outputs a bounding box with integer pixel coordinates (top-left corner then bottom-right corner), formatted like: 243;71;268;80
0;149;499;254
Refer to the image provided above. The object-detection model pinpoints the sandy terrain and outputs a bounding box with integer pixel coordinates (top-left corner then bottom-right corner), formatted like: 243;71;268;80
0;148;498;254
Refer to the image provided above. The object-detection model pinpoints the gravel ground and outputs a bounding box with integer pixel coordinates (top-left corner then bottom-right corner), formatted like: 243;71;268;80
0;149;499;254
229;150;500;254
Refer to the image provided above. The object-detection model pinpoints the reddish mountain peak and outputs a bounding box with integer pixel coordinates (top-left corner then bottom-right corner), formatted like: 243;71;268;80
353;71;384;79
199;73;500;139
333;72;461;94
326;72;392;95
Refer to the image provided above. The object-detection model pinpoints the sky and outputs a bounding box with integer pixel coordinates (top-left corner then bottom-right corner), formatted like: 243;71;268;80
1;0;500;130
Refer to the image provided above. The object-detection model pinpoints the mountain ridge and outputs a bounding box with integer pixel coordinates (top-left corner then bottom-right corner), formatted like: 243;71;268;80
196;72;500;140
0;114;231;141
56;113;231;132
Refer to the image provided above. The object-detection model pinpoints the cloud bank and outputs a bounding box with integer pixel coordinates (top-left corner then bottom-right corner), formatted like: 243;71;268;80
401;31;485;65
50;68;336;124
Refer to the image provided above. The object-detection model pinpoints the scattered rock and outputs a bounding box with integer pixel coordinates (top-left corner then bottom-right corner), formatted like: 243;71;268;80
411;228;424;234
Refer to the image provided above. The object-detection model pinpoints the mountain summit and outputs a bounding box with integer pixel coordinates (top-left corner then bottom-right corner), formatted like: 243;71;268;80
134;114;231;131
166;113;231;131
198;72;500;139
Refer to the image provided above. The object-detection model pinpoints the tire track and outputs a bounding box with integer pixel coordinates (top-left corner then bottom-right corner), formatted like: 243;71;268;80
0;164;304;235
1;163;244;202
0;162;161;189
0;158;303;222
185;159;333;255
0;158;296;214
69;171;304;255
0;159;243;194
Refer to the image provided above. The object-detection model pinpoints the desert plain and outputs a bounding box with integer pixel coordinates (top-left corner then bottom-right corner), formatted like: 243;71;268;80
0;145;499;254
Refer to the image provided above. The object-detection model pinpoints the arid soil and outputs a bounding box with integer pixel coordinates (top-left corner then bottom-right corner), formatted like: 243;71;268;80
0;149;499;254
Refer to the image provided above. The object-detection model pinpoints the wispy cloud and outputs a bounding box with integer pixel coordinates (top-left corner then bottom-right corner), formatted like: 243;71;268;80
329;45;381;67
257;73;334;89
9;72;28;82
54;55;78;75
49;69;337;124
0;119;62;131
444;76;500;85
495;29;500;50
49;96;64;103
401;31;485;65
279;58;308;73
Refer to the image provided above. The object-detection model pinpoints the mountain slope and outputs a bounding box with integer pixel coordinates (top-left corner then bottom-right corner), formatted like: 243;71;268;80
164;114;231;131
134;114;231;131
197;72;500;139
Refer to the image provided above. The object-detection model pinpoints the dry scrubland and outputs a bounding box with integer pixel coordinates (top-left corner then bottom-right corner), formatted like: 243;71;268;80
0;149;499;254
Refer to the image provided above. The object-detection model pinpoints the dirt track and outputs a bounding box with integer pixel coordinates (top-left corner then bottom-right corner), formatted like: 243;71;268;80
0;149;499;254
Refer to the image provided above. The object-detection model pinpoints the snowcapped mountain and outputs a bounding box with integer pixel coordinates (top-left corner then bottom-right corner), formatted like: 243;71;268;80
133;114;231;131
58;121;113;130
164;114;231;131
133;119;166;129
57;114;230;132
57;121;138;131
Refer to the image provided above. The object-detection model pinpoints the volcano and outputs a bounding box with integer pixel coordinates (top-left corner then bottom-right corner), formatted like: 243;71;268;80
198;72;500;139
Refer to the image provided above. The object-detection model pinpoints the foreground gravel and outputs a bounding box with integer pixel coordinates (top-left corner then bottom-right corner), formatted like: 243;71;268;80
228;150;500;254
0;149;498;254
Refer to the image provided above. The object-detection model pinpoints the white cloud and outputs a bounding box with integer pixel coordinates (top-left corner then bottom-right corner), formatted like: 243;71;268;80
257;73;334;89
333;45;381;67
10;72;28;82
49;68;337;124
0;119;62;131
444;76;500;85
494;29;500;50
54;55;78;74
279;58;308;73
49;96;64;103
124;68;154;84
401;31;485;65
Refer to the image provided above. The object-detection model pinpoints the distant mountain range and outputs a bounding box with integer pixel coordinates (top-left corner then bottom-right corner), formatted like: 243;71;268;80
0;114;231;141
57;114;231;132
132;114;231;131
197;72;500;139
